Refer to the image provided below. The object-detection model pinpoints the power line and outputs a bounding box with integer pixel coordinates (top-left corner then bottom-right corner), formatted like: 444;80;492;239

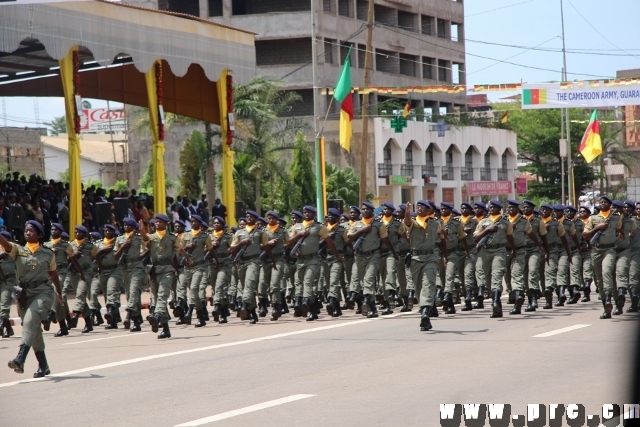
465;39;640;56
465;0;541;18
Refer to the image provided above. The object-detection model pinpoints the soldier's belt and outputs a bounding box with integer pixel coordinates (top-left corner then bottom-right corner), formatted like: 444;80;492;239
20;279;50;289
398;250;410;256
186;260;208;268
56;262;67;270
413;249;434;255
445;247;457;255
242;254;261;262
356;249;379;256
296;253;317;261
485;244;504;250
616;246;630;253
154;259;174;266
596;243;615;249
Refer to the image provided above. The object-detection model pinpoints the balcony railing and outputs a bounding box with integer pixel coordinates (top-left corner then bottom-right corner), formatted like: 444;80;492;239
461;167;474;181
480;168;492;181
497;168;508;181
400;164;413;177
421;166;436;177
441;166;454;180
378;163;392;178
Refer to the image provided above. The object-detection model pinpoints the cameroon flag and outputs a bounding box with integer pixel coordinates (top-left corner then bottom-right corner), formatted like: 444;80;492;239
579;110;602;163
334;48;353;152
402;99;411;118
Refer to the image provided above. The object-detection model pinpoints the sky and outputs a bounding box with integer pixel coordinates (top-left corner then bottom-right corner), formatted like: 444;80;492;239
2;0;640;128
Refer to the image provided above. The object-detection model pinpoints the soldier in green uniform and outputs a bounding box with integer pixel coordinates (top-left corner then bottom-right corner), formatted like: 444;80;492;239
88;231;105;327
114;218;147;332
505;200;545;314
277;216;291;315
344;206;363;312
171;219;190;324
377;202;403;315
230;210;274;324
288;206;342;321
93;224;124;329
43;223;79;337
323;208;348;317
227;217;246;311
209;216;232;324
440;202;469;314
472;201;488;308
2;221;63;377
611;200;637;314
458;203;479;311
539;203;572;309
521;201;549;312
67;225;98;333
578;206;595;302
182;215;214;327
401;201;446;331
628;203;640;312
258;211;288;321
0;231;17;339
582;196;622;319
142;214;191;338
283;211;302;308
473;200;516;318
348;202;398;318
554;204;581;306
564;206;585;304
395;204;414;312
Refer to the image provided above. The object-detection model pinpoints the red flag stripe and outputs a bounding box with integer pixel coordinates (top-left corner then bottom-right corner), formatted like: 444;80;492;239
341;93;353;121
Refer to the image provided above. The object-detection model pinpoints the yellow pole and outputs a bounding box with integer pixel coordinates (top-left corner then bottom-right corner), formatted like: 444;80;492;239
216;70;237;227
59;46;82;229
320;136;327;217
144;60;166;216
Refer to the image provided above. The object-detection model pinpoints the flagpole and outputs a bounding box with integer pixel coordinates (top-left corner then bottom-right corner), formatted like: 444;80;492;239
560;0;573;205
359;0;375;204
311;0;324;215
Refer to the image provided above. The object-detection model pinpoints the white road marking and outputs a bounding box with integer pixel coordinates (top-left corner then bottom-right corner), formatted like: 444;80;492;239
175;394;315;426
62;332;150;345
0;317;380;388
533;324;591;338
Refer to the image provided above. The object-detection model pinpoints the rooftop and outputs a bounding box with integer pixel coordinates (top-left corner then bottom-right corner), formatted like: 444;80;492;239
43;135;124;164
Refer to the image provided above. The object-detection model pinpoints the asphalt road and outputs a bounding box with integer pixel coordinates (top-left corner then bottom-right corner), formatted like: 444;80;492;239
0;296;637;427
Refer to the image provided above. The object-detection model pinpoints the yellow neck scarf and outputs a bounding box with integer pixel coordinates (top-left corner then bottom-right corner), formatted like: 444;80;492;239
156;229;167;238
542;216;552;224
51;237;61;245
382;215;393;225
213;230;224;238
125;231;134;239
508;214;520;223
303;219;314;228
349;220;355;226
191;228;201;237
476;215;485;221
75;239;84;246
26;242;40;254
441;214;451;224
267;224;279;233
415;215;428;229
600;209;612;219
525;214;534;220
460;215;470;224
244;224;256;233
489;214;502;222
327;222;337;231
361;217;373;225
103;238;115;246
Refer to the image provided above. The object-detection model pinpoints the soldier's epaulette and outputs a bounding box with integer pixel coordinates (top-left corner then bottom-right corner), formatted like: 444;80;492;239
39;246;54;255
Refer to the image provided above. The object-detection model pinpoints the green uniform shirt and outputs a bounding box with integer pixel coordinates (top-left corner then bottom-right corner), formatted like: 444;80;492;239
541;217;565;247
289;221;328;256
183;230;213;263
442;216;466;251
265;225;289;257
631;217;640;250
380;216;402;250
348;218;387;253
9;243;56;295
474;215;514;246
147;231;184;264
211;231;232;266
114;233;147;267
583;211;622;246
401;216;444;253
232;225;269;258
326;223;348;258
44;239;74;271
616;215;637;250
509;215;532;248
70;239;98;273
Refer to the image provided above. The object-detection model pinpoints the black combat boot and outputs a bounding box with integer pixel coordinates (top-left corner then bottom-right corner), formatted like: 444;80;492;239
81;313;93;333
355;295;363;315
149;305;155;315
460;290;473;312
219;306;229;324
0;318;4;338
285;288;293;304
33;350;50;378
201;300;210;321
306;303;317;322
613;288;626;315
211;304;221;322
240;301;251;321
42;310;55;331
2;318;15;338
105;306;119;329
130;315;142;332
182;304;194;325
434;287;443;307
235;298;243;317
158;322;171;339
408;289;417;306
257;298;267;318
54;319;68;337
581;281;591;302
68;312;80;329
367;299;379;319
293;296;303;317
381;291;395;315
419;306;432;331
325;297;336;317
195;306;207;327
400;295;411;312
510;290;525;315
555;286;566;306
173;298;185;318
473;286;485;309
442;292;456;314
543;288;554;309
600;292;613;319
228;295;237;310
249;308;259;324
524;289;537;312
8;344;30;373
334;302;343;317
92;309;104;326
568;285;581;304
122;310;131;329
507;291;515;305
300;298;311;318
271;302;282;321
147;312;161;333
628;289;639;313
361;294;373;317
280;295;289;314
490;290;503;318
429;305;439;318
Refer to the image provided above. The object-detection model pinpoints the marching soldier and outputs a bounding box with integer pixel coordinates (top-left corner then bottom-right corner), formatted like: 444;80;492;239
2;221;63;377
209;216;232;324
612;200;636;314
94;224;124;329
67;225;98;333
473;201;488;308
395;204;414;312
344;206;362;312
323;208;348;317
582;196;622;319
172;219;190;324
555;204;581;306
539;204;571;309
114;218;147;332
283;211;303;307
473;200;516;318
629;203;640;312
184;215;214;327
347;202;398;319
578;207;594;302
142;214;192;338
521;201;549;312
440;202;469;315
564;206;584;304
402;201;446;331
260;211;288;321
458;202;479;312
227;217;247;311
378;202;402;315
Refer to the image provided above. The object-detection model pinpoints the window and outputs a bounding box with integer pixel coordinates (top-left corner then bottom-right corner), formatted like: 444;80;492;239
340;0;352;17
465;148;473;169
324;38;336;64
402;145;414;177
208;0;223;17
502;152;508;170
438;60;449;82
485;151;491;169
423;57;434;80
421;15;434;36
437;19;447;38
323;0;332;13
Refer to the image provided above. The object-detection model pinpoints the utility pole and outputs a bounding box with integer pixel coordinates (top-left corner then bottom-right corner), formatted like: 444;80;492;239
311;0;324;215
560;0;572;205
359;0;374;203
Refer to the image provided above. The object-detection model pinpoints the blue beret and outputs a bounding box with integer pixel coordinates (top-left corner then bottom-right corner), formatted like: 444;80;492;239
303;205;317;214
600;195;612;204
460;202;472;210
149;219;156;225
382;202;395;211
291;210;303;218
540;203;552;210
507;199;520;206
75;225;88;233
523;200;536;207
410;212;417;218
328;208;341;217
534;209;540;215
246;210;259;218
440;202;453;210
278;218;287;225
565;205;578;212
174;219;186;228
452;208;461;216
416;200;430;208
488;200;503;209
625;200;636;207
103;224;117;232
257;217;267;224
362;201;374;210
190;214;204;224
431;201;440;211
123;217;139;228
155;214;170;223
579;206;591;214
553;204;566;211
349;206;361;214
90;231;102;240
266;210;280;219
474;201;486;210
61;232;69;239
398;204;407;211
612;200;624;208
212;216;226;226
340;213;350;220
115;230;122;236
51;222;65;232
200;221;209;229
0;231;11;240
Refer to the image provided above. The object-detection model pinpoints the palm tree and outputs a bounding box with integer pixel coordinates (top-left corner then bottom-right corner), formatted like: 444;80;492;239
593;115;639;194
326;164;360;208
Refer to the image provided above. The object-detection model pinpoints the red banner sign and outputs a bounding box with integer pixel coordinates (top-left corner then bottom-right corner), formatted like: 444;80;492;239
467;181;512;196
516;177;528;195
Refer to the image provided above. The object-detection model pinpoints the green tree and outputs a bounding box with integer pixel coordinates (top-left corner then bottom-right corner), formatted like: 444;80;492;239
325;164;360;208
290;132;316;208
592;114;637;194
178;130;207;199
138;160;176;195
44;116;67;136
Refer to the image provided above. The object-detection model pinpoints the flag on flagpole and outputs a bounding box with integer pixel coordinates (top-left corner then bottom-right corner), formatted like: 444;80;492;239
500;111;508;123
333;47;353;152
579;109;602;163
402;97;411;118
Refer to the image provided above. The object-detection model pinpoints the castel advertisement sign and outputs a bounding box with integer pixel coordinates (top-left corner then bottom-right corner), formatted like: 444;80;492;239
80;108;126;133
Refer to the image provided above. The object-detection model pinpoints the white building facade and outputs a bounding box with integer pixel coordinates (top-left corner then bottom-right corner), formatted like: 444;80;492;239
373;118;518;207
